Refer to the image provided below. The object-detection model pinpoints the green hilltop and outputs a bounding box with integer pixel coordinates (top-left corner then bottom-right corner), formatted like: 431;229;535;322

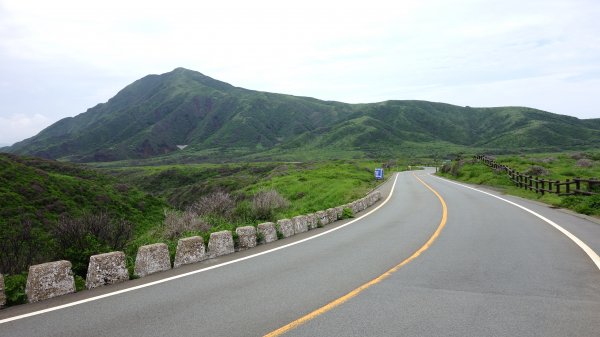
5;67;600;162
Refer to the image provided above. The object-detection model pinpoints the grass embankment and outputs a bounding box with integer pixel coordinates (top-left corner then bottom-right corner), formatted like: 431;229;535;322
438;152;600;216
105;160;392;266
1;156;396;306
0;153;167;305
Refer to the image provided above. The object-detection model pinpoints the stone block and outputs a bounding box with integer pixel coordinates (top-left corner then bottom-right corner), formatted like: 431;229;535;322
359;198;367;211
236;226;257;251
326;208;337;223
26;260;75;303
0;274;5;308
174;236;206;268
334;207;344;220
316;210;329;226
85;251;129;289
306;213;318;230
134;243;171;278
292;215;308;234
258;222;278;243
277;219;294;238
208;231;235;257
351;201;361;214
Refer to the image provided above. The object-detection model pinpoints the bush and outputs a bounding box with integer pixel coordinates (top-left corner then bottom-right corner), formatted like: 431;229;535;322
524;165;549;177
251;189;290;220
189;191;236;218
52;212;134;276
0;219;52;275
576;159;593;168
4;273;28;306
341;208;354;219
163;209;210;240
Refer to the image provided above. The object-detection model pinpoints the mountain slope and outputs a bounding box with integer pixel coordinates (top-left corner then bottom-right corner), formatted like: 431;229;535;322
6;68;600;162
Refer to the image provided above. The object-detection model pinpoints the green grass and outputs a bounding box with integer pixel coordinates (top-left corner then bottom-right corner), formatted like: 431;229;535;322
438;151;600;216
1;154;402;306
101;159;398;278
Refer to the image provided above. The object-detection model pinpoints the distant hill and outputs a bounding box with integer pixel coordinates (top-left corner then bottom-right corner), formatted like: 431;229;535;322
5;68;600;162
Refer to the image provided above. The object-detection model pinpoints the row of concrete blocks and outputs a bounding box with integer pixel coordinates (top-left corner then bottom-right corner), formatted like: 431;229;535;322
1;190;381;305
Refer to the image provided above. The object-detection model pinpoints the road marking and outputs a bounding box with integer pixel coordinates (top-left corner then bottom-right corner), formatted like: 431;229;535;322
0;174;400;325
432;175;600;271
263;173;448;337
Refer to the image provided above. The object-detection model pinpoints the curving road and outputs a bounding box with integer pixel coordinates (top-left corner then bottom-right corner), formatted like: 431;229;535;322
1;169;599;336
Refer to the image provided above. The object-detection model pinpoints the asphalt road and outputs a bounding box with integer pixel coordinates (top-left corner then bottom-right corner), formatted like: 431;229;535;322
1;170;599;336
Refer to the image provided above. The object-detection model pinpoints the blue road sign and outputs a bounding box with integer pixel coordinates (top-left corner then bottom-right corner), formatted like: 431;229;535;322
375;168;384;180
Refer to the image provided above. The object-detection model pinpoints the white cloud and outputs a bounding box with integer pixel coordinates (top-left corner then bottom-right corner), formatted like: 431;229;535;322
0;113;52;145
0;0;599;144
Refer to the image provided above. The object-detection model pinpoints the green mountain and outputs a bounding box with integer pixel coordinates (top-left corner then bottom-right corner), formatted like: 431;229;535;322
5;68;600;162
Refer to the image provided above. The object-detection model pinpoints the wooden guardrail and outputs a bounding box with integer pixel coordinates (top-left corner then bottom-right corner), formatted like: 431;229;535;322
474;155;599;196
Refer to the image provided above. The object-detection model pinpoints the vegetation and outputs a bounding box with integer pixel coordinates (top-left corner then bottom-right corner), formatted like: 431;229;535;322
0;154;393;306
438;151;600;216
5;68;599;163
114;160;388;267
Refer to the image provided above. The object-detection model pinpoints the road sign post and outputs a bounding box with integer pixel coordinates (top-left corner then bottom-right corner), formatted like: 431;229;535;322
374;168;384;180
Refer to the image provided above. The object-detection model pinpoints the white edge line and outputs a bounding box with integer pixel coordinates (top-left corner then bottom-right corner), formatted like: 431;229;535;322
430;174;600;271
0;173;401;325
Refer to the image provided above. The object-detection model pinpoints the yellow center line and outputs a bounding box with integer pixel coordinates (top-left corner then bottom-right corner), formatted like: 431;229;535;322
264;173;448;337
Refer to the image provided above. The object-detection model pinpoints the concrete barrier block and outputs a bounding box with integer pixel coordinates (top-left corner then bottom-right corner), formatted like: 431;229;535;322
366;194;375;207
26;260;75;303
326;208;337;223
258;222;278;243
0;274;5;308
316;210;329;226
292;215;308;234
277;219;294;238
351;201;360;214
85;251;129;289
306;213;318;230
208;230;235;257
134;243;171;278
334;206;344;220
236;226;257;251
359;198;367;211
174;236;206;268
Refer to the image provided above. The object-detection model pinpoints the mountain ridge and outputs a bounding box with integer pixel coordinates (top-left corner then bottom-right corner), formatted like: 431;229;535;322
5;67;600;162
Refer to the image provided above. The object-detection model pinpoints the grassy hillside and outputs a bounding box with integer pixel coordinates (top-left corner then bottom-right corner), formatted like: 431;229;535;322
0;154;166;283
1;155;395;305
6;68;600;163
438;151;600;216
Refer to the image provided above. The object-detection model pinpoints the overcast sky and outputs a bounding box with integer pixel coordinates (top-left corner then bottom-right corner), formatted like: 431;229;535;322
1;0;599;145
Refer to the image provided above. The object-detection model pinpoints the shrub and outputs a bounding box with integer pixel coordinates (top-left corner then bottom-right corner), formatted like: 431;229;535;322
0;219;50;275
189;191;236;218
251;189;290;220
52;212;134;276
341;208;354;219
4;273;28;306
163;209;210;240
576;159;593;168
524;165;549;177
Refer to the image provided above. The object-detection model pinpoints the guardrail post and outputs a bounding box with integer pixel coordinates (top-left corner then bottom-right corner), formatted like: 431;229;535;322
556;180;560;194
575;178;581;194
566;179;570;194
540;179;545;195
528;176;533;191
